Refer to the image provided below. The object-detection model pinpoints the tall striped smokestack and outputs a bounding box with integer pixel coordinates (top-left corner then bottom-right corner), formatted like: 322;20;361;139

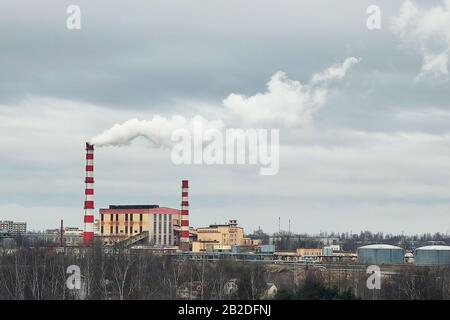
83;142;95;246
180;179;190;251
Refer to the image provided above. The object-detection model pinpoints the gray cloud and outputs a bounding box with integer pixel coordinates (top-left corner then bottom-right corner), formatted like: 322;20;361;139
1;0;450;234
392;0;450;79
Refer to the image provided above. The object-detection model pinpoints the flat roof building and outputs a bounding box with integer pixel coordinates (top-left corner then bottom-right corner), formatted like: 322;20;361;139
0;221;26;235
99;205;179;247
192;220;250;252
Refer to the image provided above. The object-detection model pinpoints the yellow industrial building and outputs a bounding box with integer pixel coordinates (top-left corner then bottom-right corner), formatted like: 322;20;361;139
99;205;179;246
296;248;323;257
192;220;253;252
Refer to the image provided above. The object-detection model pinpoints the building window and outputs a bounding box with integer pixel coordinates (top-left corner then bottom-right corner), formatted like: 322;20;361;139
115;226;118;234
125;226;128;234
116;214;119;221
110;226;113;234
101;226;104;234
125;214;128;221
101;215;104;221
130;214;133;221
139;226;143;233
110;214;113;221
130;226;133;234
140;214;143;222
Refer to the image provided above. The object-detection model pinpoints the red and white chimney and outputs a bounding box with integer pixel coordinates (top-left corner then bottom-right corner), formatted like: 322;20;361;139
83;142;95;246
180;179;190;251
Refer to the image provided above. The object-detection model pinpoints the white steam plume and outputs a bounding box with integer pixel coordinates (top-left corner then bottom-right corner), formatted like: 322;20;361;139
223;57;360;126
90;115;224;147
91;57;359;146
310;57;360;84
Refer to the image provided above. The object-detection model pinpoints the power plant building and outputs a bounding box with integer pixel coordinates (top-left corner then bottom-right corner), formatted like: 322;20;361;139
100;205;179;246
357;244;404;264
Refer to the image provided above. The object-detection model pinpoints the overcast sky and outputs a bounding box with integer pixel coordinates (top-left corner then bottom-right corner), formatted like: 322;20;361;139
1;0;450;235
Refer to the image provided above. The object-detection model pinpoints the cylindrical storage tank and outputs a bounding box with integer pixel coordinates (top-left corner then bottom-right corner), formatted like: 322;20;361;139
231;245;241;253
259;245;275;253
323;246;334;257
357;244;404;264
415;245;450;266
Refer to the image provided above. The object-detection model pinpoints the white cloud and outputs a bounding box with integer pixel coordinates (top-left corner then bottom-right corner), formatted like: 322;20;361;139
3;97;450;233
223;57;359;126
391;0;450;79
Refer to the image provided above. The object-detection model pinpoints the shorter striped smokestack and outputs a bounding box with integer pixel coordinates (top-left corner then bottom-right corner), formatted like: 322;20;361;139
83;142;95;246
180;180;190;251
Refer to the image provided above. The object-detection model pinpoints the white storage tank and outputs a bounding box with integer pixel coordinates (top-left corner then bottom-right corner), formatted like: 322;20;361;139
357;244;404;264
415;245;450;266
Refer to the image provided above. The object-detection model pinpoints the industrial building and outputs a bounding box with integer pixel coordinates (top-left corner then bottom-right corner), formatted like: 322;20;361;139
100;205;178;246
83;142;191;250
415;245;450;266
0;220;26;235
192;220;258;252
357;244;404;264
196;220;243;245
296;248;323;257
7;226;84;247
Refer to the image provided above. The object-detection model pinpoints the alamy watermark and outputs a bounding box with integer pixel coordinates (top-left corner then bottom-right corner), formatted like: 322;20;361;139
66;265;81;290
64;4;381;31
66;5;81;30
366;265;381;290
366;5;381;30
170;124;280;176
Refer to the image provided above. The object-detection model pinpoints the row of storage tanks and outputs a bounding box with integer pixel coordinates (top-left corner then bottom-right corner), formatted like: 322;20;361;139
357;244;450;266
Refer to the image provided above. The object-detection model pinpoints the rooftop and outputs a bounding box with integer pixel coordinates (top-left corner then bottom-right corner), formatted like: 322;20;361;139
358;244;403;250
416;245;450;251
100;206;179;215
108;205;159;209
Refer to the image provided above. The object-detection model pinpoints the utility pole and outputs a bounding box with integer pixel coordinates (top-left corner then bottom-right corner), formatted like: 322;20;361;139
278;217;281;233
60;219;64;247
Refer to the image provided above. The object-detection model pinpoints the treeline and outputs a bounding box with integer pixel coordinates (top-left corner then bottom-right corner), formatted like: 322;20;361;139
0;244;270;300
274;266;450;300
276;272;357;300
2;244;450;300
339;231;450;252
249;229;450;252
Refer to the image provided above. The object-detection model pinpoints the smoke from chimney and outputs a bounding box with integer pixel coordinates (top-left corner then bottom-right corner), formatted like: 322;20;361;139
88;57;359;147
90;115;224;148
